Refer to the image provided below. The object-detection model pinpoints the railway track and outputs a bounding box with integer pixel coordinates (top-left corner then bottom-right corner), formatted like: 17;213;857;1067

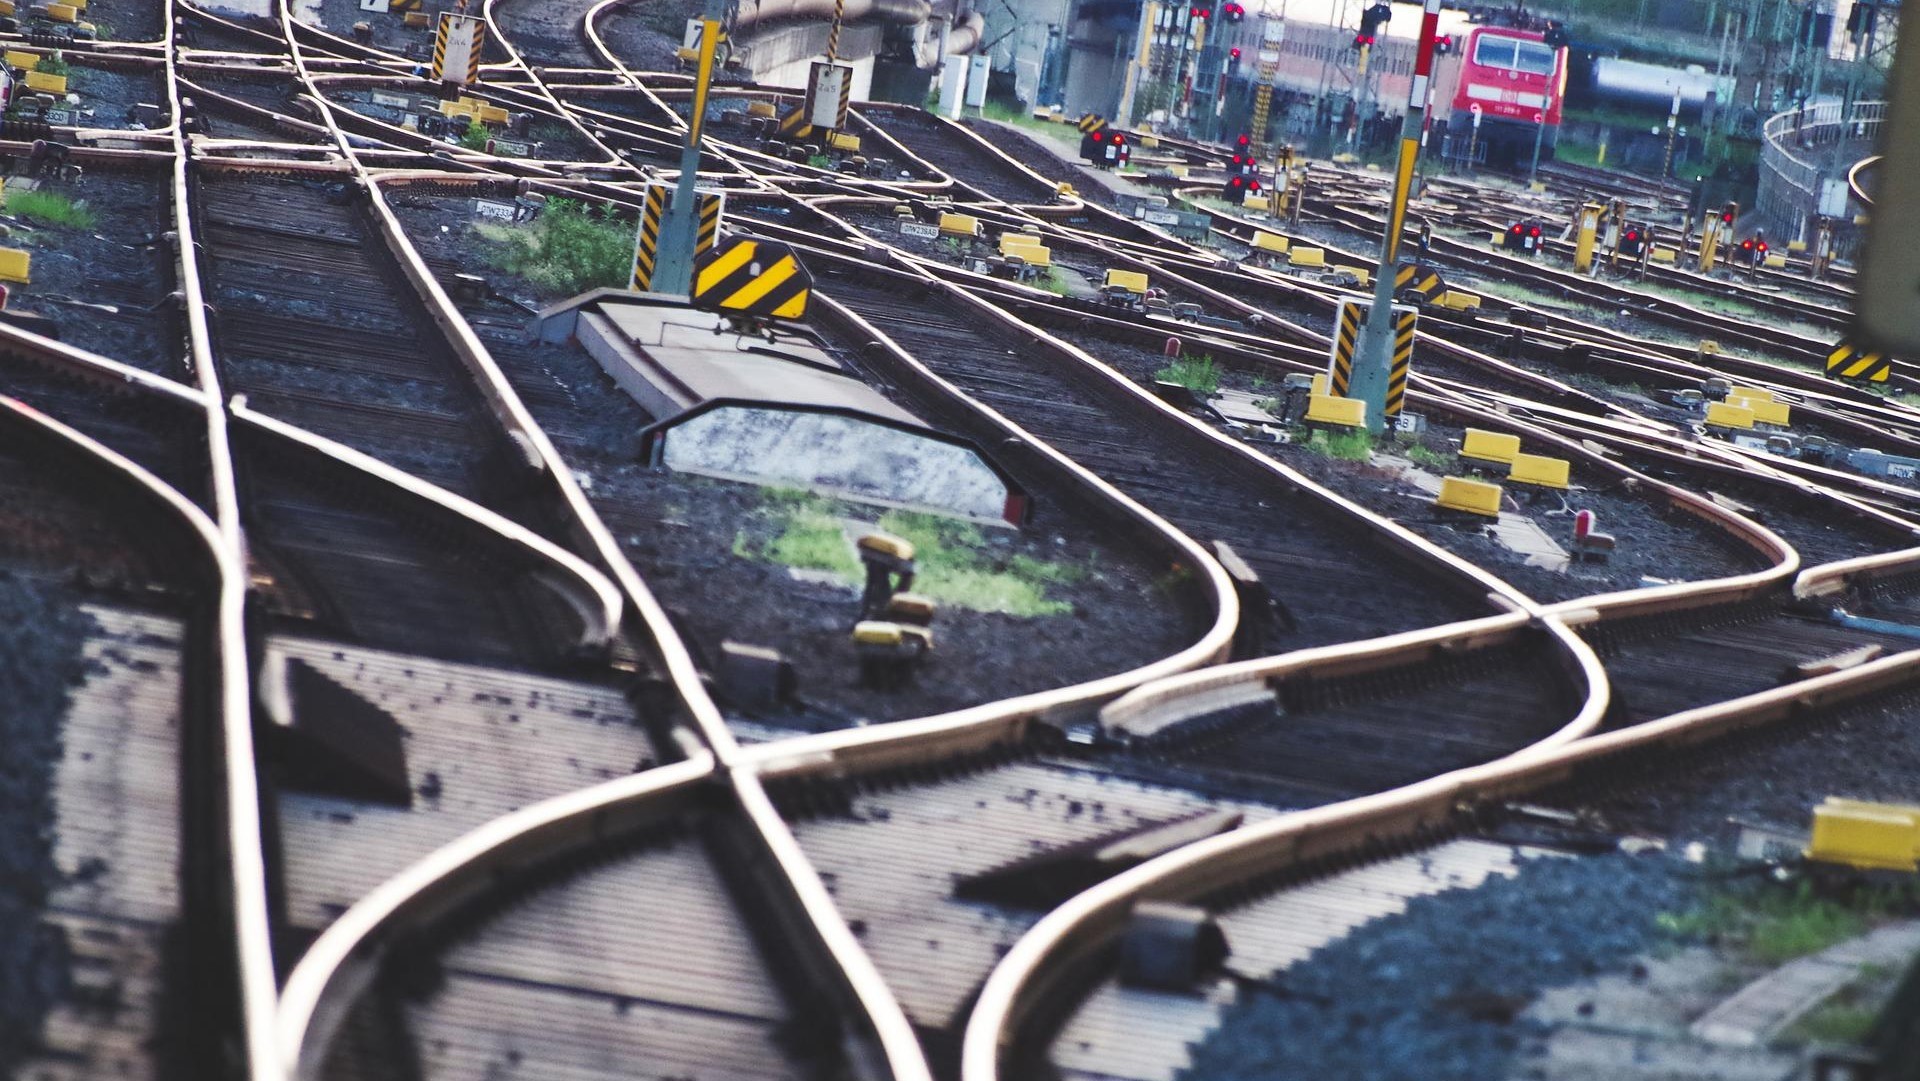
2;2;1915;1078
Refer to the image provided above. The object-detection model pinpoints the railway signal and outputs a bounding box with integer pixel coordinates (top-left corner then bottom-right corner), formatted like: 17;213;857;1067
1619;228;1645;259
1223;2;1244;21
1345;0;1442;433
1224;173;1262;200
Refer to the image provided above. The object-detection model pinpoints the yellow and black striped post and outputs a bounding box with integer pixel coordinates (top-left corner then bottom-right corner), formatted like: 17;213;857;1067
1385;309;1417;418
431;13;485;88
825;0;846;62
1328;299;1364;397
697;192;723;255
651;1;725;298
1827;341;1892;383
692;237;812;321
1077;113;1108;135
1393;262;1444;302
630;184;669;292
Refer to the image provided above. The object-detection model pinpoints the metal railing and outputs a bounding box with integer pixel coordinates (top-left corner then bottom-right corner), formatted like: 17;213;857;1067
1758;99;1884;242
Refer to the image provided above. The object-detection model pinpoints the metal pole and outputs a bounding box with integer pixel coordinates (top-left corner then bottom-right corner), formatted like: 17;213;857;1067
650;0;726;298
1527;110;1545;183
1659;86;1681;176
1348;0;1441;433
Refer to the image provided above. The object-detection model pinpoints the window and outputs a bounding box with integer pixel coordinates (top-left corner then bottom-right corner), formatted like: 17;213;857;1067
1473;34;1556;74
1472;35;1515;68
1514;41;1556;74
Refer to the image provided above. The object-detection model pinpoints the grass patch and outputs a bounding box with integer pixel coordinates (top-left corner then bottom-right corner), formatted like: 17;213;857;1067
34;53;68;78
1155;354;1221;396
459;122;491;152
5;189;94;230
1660;880;1920;966
734;491;1085;617
1404;443;1454;471
1305;429;1373;461
478;197;629;297
1035;269;1069;297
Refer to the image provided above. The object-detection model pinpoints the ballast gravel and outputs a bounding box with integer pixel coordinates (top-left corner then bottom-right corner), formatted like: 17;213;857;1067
1186;851;1705;1081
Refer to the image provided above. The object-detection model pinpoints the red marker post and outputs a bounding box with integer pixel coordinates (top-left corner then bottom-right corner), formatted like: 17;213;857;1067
1345;0;1444;432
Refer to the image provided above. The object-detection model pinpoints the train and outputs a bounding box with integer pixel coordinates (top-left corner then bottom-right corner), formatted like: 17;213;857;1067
1428;25;1569;167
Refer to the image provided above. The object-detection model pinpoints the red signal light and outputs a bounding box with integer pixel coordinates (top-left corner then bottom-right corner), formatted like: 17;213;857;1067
1113;133;1127;144
1509;224;1523;235
1740;239;1754;250
1758;241;1769;253
1625;230;1638;242
1530;226;1542;238
1722;211;1734;224
1230;47;1242;59
1092;131;1106;142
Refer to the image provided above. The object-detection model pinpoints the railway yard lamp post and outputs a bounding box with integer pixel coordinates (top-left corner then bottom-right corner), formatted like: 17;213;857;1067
1346;0;1443;433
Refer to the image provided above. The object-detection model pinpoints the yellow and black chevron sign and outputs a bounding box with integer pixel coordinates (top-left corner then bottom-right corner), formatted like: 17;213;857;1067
693;237;812;321
697;192;723;255
1078;113;1107;135
1826;341;1891;383
389;0;421;11
630;185;669;292
1385;309;1417;418
1328;299;1363;397
1394;262;1444;300
776;105;813;142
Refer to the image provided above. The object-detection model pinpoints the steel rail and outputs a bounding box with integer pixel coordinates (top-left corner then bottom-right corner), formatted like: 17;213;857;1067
268;5;936;1077
960;547;1920;1081
159;1;285;1074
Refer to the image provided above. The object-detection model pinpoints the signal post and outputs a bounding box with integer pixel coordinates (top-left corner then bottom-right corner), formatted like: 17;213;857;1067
1344;0;1444;434
648;0;725;298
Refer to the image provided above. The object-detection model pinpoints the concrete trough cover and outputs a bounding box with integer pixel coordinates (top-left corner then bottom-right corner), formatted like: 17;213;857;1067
566;295;1027;522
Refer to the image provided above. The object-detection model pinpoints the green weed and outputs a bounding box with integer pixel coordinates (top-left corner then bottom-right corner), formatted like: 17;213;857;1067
734;493;1082;617
1787;1001;1880;1045
1404;443;1454;471
34;53;69;78
1660;880;1920;966
5;189;94;230
480;197;629;297
1307;429;1373;461
1155;354;1221;396
458;122;491;152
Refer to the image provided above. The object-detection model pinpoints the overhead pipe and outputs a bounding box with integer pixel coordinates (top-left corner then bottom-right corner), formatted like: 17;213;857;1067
730;0;931;32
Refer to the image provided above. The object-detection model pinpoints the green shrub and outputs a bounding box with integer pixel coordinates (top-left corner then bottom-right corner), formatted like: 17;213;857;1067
458;122;491;152
482;197;629;297
34;53;69;78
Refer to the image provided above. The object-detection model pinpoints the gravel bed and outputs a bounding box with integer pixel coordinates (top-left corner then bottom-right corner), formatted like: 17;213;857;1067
60;65;163;131
1561;686;1920;845
392;195;1202;727
1189;850;1706;1081
328;89;596;162
595;1;702;73
84;0;163;42
0;575;95;1073
965;120;1123;209
5;169;181;378
1046;329;1769;602
1193;677;1920;1080
491;0;605;70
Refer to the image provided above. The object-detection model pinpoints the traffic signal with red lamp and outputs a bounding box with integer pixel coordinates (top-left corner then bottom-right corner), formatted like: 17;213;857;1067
1228;46;1242;71
1224;174;1263;199
1353;31;1374;47
1223;2;1245;21
1720;202;1738;227
1189;5;1211;17
1079;129;1106;161
1528;223;1544;257
1356;2;1390;49
1107;131;1131;167
1434;34;1453;54
1620;228;1644;257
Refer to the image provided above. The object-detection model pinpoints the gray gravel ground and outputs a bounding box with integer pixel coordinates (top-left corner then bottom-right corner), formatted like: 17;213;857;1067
0;575;95;1070
1188;850;1705;1081
1188;686;1920;1080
